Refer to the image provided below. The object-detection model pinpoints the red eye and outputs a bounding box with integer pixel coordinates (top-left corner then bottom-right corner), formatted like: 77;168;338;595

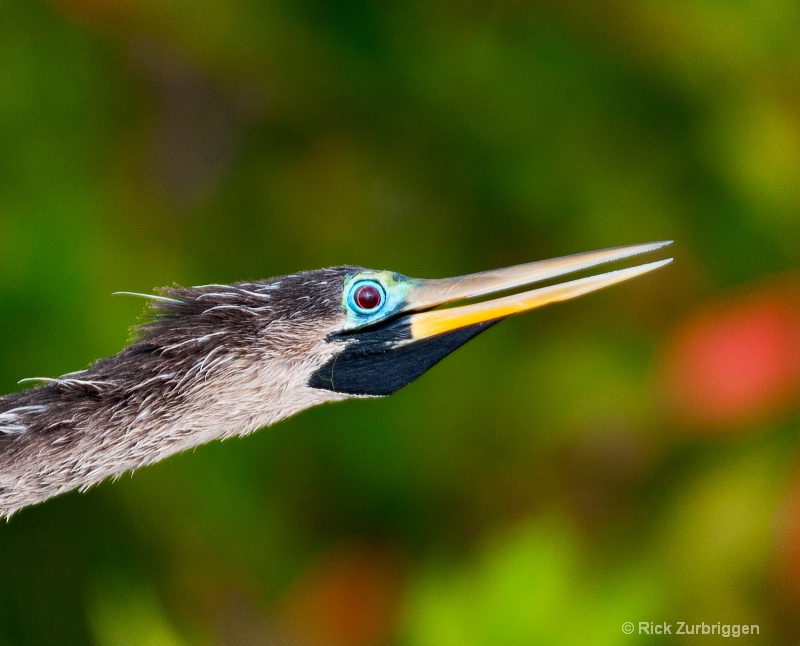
355;284;382;311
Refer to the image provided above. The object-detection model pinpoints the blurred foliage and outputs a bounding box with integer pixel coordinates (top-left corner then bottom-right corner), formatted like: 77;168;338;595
1;0;799;644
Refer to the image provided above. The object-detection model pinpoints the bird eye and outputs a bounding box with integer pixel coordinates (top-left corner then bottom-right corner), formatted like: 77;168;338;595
349;280;385;314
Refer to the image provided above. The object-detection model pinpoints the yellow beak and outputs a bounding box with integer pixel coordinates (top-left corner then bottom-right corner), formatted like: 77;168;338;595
405;241;672;340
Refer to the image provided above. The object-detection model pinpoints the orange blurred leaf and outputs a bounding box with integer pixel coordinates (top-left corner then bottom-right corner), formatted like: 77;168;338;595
280;543;407;646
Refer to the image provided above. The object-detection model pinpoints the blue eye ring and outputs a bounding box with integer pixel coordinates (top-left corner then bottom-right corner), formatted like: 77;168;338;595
348;279;386;315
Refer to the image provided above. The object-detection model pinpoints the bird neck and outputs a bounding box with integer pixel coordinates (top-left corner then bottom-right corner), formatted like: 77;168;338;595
0;342;343;518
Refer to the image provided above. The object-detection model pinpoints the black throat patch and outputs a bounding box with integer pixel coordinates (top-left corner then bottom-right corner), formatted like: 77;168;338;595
308;319;499;396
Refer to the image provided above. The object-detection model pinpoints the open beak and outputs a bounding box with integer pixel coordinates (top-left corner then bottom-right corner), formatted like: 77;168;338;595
403;241;673;340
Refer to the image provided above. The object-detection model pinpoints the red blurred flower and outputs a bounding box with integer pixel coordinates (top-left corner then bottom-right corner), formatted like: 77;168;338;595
657;275;800;431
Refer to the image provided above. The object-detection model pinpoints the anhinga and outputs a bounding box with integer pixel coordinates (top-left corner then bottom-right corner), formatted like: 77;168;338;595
0;242;671;517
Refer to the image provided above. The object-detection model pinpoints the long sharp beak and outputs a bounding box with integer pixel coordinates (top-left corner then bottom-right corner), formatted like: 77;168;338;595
403;241;673;341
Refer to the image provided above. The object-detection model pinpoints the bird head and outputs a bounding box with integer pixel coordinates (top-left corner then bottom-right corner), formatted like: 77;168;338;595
307;241;672;395
139;241;671;407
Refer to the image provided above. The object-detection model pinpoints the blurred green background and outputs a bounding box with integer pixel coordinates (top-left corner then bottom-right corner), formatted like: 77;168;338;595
1;1;800;644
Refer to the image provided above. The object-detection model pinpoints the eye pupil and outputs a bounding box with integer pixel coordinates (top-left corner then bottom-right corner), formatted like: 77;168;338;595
355;285;382;311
